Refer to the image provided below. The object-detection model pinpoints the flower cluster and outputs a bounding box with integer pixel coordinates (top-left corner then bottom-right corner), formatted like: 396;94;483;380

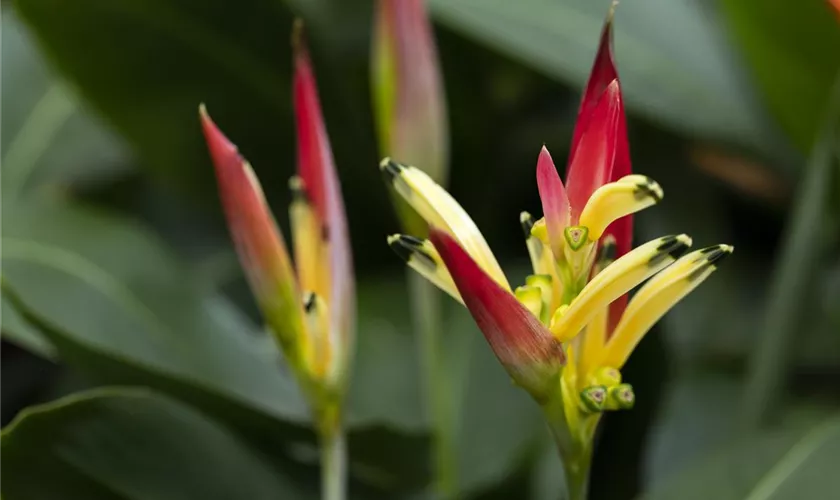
383;6;732;494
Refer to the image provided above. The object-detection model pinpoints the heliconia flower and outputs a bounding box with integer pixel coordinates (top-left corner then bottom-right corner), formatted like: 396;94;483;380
382;4;732;493
199;27;354;405
830;0;840;20
372;0;448;233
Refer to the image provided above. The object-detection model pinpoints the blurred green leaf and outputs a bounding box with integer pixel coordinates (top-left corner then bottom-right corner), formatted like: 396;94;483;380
645;373;741;488
1;10;130;198
0;200;430;490
429;0;776;153
11;0;294;195
742;76;840;428
644;415;840;500
1;294;56;359
1;200;311;429
1;387;310;500
719;0;840;151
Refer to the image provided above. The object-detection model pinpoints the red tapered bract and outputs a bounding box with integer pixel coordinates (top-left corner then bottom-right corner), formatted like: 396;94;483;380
293;32;355;375
573;7;634;334
372;0;448;183
536;146;571;258
430;228;563;399
565;80;621;223
200;106;306;343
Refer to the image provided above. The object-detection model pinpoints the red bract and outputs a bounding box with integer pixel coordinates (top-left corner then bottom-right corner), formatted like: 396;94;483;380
430;228;563;400
372;0;448;184
293;28;356;380
200;107;307;350
568;7;632;333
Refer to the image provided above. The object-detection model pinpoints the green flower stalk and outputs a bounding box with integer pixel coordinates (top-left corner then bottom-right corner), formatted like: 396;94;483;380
200;23;354;500
383;5;732;499
372;1;457;497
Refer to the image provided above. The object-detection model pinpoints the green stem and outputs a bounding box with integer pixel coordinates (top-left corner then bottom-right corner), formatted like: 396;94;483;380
741;73;840;429
543;387;594;500
408;271;457;498
561;447;592;500
320;426;346;500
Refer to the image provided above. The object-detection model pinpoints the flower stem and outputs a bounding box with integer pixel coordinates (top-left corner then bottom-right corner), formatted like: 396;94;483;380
543;388;594;500
319;426;346;500
408;271;458;498
562;447;592;500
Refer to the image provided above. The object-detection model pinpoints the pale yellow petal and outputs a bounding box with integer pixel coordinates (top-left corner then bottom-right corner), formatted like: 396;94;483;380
387;234;463;304
515;284;544;321
600;244;732;369
382;159;509;289
550;234;693;343
578;308;608;384
289;176;329;299
579;175;663;241
577;236;616;379
302;291;331;380
521;212;564;310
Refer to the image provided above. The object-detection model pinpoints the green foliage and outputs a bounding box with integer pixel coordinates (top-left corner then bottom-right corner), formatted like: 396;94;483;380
2;388;312;500
429;0;778;154
1;10;131;198
720;0;840;152
12;0;296;196
3;0;840;498
645;416;840;500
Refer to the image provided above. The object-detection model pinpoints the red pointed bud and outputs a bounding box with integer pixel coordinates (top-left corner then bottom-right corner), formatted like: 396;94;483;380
430;228;564;401
574;5;634;335
565;80;621;223
200;105;306;349
293;24;356;384
372;0;448;183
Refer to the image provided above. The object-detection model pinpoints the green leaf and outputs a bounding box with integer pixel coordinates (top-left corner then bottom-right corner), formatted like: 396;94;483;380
429;0;775;153
1;293;56;359
719;0;840;151
742;75;840;428
0;200;430;489
644;415;840;500
645;374;741;487
11;0;294;195
1;10;130;198
1;200;311;429
1;388;310;500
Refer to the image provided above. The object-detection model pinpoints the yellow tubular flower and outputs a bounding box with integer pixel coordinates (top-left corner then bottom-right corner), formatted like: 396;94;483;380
549;235;692;342
579;175;663;241
599;244;733;369
387;234;463;303
381;159;510;290
381;6;734;499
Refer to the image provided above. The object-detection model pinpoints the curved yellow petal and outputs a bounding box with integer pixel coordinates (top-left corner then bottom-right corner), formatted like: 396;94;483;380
600;244;733;369
579;175;663;241
515;284;544;322
289;176;329;299
521;212;564;310
381;159;509;289
577;236;616;379
302;292;331;380
387;234;463;303
550;234;692;343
